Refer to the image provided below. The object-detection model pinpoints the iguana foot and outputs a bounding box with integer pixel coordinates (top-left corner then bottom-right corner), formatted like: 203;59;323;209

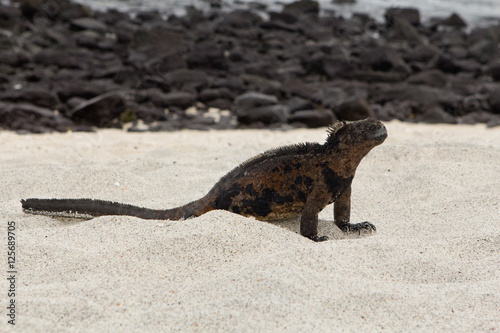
339;221;376;234
309;235;329;242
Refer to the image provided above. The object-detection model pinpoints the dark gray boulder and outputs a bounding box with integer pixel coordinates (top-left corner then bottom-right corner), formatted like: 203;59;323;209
289;109;335;128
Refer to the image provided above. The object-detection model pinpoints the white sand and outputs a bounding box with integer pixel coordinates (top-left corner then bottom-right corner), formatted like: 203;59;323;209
1;121;499;332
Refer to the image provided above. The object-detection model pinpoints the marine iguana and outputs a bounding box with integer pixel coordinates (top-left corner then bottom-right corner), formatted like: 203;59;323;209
22;117;387;242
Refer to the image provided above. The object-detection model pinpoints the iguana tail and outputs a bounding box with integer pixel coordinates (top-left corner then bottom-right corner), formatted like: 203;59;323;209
21;198;214;220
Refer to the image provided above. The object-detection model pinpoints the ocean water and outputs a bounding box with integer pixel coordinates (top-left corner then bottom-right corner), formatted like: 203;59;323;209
72;0;500;27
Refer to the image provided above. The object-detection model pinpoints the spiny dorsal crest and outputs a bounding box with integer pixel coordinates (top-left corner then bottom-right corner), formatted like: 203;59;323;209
326;121;347;140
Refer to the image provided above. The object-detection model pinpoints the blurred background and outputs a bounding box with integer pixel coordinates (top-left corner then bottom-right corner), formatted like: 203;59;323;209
73;0;500;27
1;0;499;133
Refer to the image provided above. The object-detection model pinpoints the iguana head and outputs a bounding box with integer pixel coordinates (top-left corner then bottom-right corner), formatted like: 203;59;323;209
326;117;387;150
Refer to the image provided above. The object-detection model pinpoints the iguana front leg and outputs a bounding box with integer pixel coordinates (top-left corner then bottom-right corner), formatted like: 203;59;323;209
334;187;376;234
300;188;329;242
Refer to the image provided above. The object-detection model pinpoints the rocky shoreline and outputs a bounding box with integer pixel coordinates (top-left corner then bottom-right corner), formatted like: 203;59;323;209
1;0;500;133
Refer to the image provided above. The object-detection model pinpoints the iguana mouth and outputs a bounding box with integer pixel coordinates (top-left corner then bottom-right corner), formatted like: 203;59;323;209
374;126;388;141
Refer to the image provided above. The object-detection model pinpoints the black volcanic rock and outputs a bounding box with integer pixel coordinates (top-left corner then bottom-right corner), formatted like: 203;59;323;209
359;46;412;74
20;0;92;21
199;88;235;103
129;27;184;71
433;54;461;74
187;41;228;70
345;70;408;83
373;101;414;121
219;9;262;29
146;89;196;109
283;0;319;17
160;91;196;109
289;109;335;127
317;87;347;109
440;13;467;28
68;92;129;127
370;84;463;107
468;40;499;64
0;5;21;30
468;25;500;45
0;50;30;67
0;102;74;133
487;60;500;81
331;98;376;121
286;96;314;113
458;111;500;127
164;69;210;91
413;104;456;124
56;79;121;102
234;92;288;125
1;87;61;109
385;7;420;27
401;44;439;63
407;69;448;87
70;17;107;31
388;17;424;42
236;104;289;125
33;48;92;69
488;86;500;114
234;92;279;110
20;0;69;20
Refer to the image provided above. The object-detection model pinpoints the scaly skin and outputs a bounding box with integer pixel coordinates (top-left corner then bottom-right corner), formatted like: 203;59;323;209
22;118;387;242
